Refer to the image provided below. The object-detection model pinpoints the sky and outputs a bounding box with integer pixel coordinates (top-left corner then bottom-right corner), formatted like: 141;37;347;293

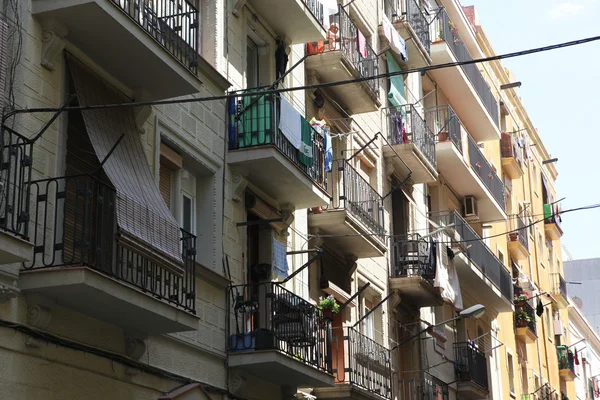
465;0;600;261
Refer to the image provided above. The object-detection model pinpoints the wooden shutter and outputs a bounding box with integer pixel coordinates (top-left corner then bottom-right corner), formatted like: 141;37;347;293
159;162;172;208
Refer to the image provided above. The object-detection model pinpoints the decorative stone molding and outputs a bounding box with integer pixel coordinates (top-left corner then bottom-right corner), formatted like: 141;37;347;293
40;20;68;71
231;0;247;17
0;283;19;302
229;374;247;394
385;159;395;183
27;304;52;329
231;174;248;203
125;337;147;360
132;89;153;135
390;290;401;310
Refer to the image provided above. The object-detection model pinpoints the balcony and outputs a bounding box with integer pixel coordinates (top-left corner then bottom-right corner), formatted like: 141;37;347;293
397;372;449;400
0;127;34;264
425;105;506;222
382;0;432;68
19;175;198;334
550;273;568;309
33;0;205;100
314;327;391;400
454;342;489;399
508;215;529;261
557;346;576;381
244;0;326;44
433;211;513;312
383;105;438;184
501;132;524;179
309;160;386;258
227;282;334;388
514;297;537;344
306;5;380;113
228;91;329;209
389;234;443;307
544;203;563;240
429;9;500;141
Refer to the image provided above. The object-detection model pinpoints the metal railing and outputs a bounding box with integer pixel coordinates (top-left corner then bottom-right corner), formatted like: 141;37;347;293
467;134;506;211
24;175;197;313
229;90;327;191
228;282;333;374
406;0;430;54
334;327;391;398
385;105;437;169
550;273;568;299
454;342;489;391
424;104;463;153
544;203;562;231
0;126;32;240
312;5;379;97
391;233;435;280
305;0;325;27
397;371;449;400
509;215;528;252
112;0;199;74
514;299;537;336
501;131;524;169
328;160;385;238
432;211;513;301
434;9;499;126
557;346;575;374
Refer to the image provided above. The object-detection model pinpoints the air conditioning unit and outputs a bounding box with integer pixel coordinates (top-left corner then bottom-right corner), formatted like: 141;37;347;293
463;196;479;220
553;319;564;336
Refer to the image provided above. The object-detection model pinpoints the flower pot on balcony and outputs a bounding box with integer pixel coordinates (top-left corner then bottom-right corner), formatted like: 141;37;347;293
517;319;528;328
438;131;449;142
509;232;519;242
322;310;335;321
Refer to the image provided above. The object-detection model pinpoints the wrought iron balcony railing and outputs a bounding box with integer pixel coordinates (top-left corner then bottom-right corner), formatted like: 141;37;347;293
228;282;333;373
557;346;575;374
0;126;32;240
112;0;200;74
509;215;528;251
424;104;463;152
385;105;437;169
383;0;431;54
397;371;449;400
391;233;435;280
454;342;489;390
433;9;499;126
514;294;537;336
432;211;513;302
25;174;197;313
229;90;327;191
467;134;506;211
501;132;524;167
550;273;568;299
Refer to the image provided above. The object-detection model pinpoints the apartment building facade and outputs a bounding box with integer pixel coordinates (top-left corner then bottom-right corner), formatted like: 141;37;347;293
0;0;568;400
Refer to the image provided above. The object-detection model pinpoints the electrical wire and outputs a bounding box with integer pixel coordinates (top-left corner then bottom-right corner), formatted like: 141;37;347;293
309;203;600;245
5;34;600;119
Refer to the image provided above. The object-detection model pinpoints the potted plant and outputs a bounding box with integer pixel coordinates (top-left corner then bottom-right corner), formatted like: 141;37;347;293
319;295;340;321
509;231;519;242
516;311;532;328
513;292;529;307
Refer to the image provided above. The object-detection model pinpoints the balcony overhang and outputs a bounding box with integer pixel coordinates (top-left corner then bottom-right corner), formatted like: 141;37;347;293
502;157;524;180
389;275;443;307
454;253;513;313
33;0;203;100
456;381;489;400
228;350;335;388
228;146;329;209
436;141;507;222
515;326;537;344
545;223;563;240
384;143;437;184
19;267;199;334
552;293;569;310
508;240;529;261
305;52;381;114
313;383;389;400
559;368;576;382
246;0;326;44
429;42;500;141
308;209;386;258
0;231;33;264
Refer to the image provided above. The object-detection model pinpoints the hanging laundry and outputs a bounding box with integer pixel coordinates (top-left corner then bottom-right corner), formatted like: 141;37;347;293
358;30;368;58
425;237;437;280
272;238;289;278
279;96;302;149
299;118;314;167
382;14;407;60
536;298;544;317
324;126;333;172
391;112;404;144
275;38;289;81
575;348;580;365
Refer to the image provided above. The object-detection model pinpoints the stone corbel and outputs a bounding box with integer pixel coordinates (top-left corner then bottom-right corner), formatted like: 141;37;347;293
124;335;147;375
229;374;247;394
385;159;395;183
309;228;325;248
232;0;247;17
231;173;248;203
40;20;68;71
390;290;401;310
345;255;358;275
0;283;19;303
132;89;153;135
25;304;52;348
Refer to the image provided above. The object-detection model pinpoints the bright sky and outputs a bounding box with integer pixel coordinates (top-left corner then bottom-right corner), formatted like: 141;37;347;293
466;0;600;260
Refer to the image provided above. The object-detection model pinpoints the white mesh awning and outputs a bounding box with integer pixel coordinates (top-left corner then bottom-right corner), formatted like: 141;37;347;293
67;55;183;274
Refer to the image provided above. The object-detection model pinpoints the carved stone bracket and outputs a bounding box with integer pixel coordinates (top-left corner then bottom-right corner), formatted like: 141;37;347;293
385;159;396;183
229;374;247;394
25;304;52;348
231;173;248;203
40;20;68;71
132;89;153;135
0;283;19;302
124;336;147;375
231;0;247;17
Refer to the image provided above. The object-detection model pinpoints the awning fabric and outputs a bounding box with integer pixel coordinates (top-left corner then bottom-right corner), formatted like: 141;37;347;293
67;55;183;273
386;52;407;109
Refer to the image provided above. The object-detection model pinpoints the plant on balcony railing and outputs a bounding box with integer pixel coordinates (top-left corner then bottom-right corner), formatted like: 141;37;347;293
229;90;327;190
25;174;197;312
513;292;530;305
319;295;340;319
509;215;529;251
515;311;533;327
0;126;32;240
424;104;462;152
228;282;333;373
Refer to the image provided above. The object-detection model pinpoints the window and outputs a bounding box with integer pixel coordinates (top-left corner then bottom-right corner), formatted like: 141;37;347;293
364;300;375;339
246;37;260;88
180;170;196;235
507;351;515;394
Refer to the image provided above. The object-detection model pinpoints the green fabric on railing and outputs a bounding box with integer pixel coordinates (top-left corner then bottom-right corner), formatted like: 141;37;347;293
299;118;313;167
386;51;406;109
543;203;552;220
238;90;272;148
